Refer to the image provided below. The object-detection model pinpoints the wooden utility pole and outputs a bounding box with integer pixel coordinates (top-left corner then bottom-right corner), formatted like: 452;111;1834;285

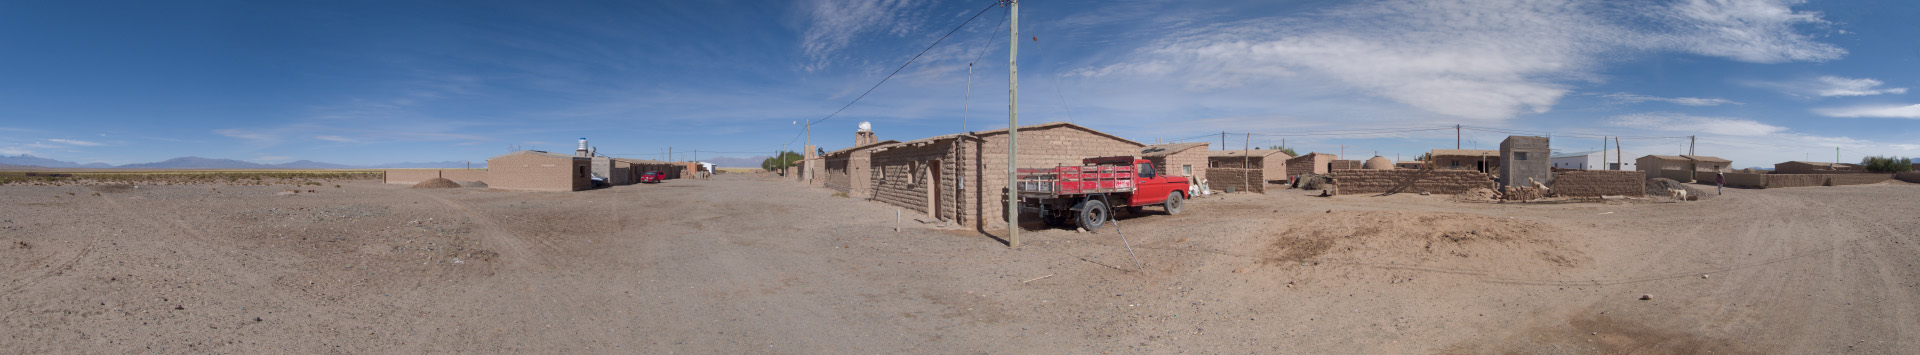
1456;124;1461;149
1615;137;1621;170
1006;0;1020;248
1688;136;1695;156
1602;136;1608;170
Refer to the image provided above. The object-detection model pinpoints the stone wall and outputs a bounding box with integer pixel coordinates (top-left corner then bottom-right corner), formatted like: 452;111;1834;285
1551;170;1644;197
385;169;489;185
1651;169;1694;182
1206;168;1264;193
1327;169;1495;195
869;141;959;221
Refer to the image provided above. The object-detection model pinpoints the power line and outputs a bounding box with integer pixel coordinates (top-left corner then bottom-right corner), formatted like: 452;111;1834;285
805;1;1004;127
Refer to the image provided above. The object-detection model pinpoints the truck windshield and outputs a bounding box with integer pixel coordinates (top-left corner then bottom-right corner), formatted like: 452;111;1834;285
1137;163;1154;178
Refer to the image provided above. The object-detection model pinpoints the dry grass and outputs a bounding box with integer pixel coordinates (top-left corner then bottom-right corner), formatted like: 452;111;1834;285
0;170;383;186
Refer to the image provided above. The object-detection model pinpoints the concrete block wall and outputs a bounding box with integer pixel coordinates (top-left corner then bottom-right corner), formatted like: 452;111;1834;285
1499;136;1551;188
972;126;1144;229
1898;172;1920;183
1551;170;1645;197
1205;168;1264;193
385;169;489;185
1327;169;1495;195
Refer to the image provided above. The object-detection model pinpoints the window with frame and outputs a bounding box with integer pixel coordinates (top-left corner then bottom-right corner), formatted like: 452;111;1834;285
1182;165;1193;176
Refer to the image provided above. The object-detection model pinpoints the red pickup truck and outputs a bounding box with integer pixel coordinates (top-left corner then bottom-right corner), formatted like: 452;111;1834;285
1016;156;1190;231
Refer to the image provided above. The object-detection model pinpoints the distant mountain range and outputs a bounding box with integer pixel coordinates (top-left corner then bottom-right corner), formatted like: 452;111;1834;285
0;154;482;170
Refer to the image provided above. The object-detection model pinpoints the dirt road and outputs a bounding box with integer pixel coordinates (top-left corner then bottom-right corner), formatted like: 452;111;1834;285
3;175;1916;353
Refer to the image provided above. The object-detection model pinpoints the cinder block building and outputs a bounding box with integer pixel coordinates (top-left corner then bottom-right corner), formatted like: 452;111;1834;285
1140;142;1210;183
1551;150;1636;171
591;156;631;185
1498;135;1550;188
1209;149;1291;182
866;122;1144;229
486;150;592;191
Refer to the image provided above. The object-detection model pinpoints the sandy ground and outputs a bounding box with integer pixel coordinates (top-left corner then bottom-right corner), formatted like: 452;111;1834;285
3;175;1918;353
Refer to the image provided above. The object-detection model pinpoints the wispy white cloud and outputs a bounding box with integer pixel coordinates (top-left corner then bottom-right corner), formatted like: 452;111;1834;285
1812;104;1920;119
1600;93;1740;106
212;129;276;143
800;0;928;72
1608;112;1786;136
0;146;31;155
1812;76;1907;97
1071;0;1841;120
315;135;358;143
47;138;104;146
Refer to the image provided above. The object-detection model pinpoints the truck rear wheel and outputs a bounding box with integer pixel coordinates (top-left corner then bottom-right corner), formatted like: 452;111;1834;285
1164;192;1184;215
1077;199;1108;231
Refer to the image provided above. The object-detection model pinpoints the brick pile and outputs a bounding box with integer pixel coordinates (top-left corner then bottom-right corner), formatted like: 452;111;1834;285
1205;168;1264;193
1327;169;1494;195
1550;170;1645;197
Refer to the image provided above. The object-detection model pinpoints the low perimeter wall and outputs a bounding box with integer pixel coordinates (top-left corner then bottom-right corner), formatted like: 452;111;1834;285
385;169;489;185
1206;168;1265;193
1552;170;1645;197
1653;169;1694;182
1899;172;1920;183
1722;172;1767;188
1828;173;1893;186
1328;169;1494;195
1719;173;1895;189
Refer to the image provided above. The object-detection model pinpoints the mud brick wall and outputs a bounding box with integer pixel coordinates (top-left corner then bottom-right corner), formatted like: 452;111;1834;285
1551;170;1645;197
1898;172;1920;183
384;169;489;185
1722;172;1767;188
824;155;852;193
1828;173;1892;186
1146;148;1208;183
1206;168;1264;193
1328;169;1494;195
973;126;1144;229
870;142;957;220
1286;153;1336;177
486;154;589;192
1650;169;1694;182
1765;174;1825;188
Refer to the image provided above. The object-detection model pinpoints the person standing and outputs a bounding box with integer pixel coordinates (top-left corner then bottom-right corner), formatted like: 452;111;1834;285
1716;172;1725;195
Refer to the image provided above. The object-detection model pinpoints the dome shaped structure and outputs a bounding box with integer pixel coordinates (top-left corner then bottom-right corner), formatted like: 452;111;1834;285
1363;156;1394;170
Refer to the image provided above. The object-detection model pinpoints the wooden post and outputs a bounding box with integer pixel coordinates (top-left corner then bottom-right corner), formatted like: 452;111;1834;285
1006;0;1020;248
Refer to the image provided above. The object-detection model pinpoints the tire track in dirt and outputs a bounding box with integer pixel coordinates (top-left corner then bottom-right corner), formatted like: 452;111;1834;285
406;190;539;268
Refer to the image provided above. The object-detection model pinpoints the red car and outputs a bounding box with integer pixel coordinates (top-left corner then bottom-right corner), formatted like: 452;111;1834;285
638;171;664;183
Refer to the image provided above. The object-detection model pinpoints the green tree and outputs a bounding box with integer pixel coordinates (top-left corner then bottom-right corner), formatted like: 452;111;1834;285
1266;145;1299;156
1859;155;1913;173
761;151;804;171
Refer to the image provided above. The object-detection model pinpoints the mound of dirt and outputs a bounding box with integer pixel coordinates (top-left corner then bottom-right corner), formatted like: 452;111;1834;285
1454;187;1497;201
1261;211;1586;270
411;178;461;188
1645;178;1706;200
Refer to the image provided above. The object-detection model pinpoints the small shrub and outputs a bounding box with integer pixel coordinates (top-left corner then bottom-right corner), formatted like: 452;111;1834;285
831;192;849;198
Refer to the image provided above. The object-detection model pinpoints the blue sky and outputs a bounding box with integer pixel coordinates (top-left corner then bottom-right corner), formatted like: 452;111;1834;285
0;0;1915;168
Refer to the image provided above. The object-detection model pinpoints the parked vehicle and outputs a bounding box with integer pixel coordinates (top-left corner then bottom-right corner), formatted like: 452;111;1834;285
638;171;664;183
590;173;610;188
1016;156;1190;231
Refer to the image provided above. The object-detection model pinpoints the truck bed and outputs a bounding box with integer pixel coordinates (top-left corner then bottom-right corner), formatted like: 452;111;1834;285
1017;165;1136;197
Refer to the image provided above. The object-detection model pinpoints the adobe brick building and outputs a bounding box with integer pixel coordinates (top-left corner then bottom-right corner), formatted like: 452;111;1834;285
1140;142;1209;183
486;150;592;191
1208;149;1289;182
823;127;898;197
1429;149;1500;174
866;122;1144;229
1284;153;1339;177
1498;135;1550;188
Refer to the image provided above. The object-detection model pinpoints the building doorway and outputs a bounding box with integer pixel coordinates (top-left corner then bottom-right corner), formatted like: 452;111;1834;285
926;161;941;220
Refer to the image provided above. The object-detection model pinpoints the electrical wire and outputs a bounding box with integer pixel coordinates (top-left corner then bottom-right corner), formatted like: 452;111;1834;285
805;1;1004;127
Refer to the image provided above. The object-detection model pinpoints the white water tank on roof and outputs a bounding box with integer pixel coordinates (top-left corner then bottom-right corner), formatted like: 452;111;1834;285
859;122;872;132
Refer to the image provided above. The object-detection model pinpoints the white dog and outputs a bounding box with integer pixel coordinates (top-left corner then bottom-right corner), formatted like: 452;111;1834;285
1669;188;1688;201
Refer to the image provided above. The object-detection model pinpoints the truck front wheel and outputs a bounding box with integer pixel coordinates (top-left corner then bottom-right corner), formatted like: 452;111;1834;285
1077;199;1109;231
1164;192;1184;215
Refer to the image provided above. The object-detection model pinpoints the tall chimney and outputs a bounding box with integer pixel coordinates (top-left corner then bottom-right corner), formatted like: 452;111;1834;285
855;122;876;146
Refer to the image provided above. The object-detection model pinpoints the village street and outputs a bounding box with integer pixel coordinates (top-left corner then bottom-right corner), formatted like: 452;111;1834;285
3;175;1918;353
